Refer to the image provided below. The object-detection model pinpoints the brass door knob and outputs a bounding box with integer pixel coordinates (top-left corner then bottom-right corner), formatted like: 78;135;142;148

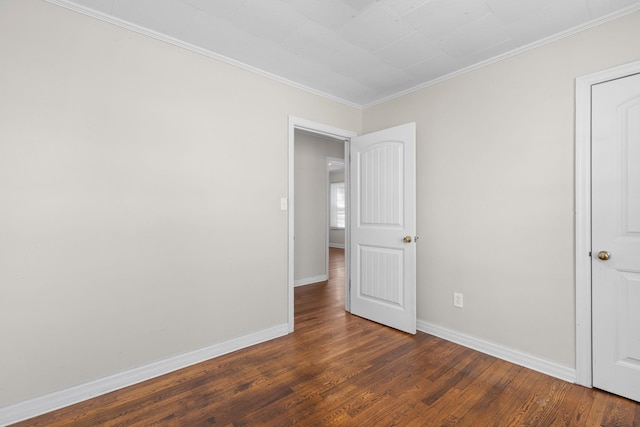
597;251;611;261
403;235;412;243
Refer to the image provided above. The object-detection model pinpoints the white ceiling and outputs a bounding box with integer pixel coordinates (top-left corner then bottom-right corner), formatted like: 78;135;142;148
55;0;640;106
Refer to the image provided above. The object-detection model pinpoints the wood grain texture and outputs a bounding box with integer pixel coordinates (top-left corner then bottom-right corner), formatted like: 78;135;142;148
13;248;640;426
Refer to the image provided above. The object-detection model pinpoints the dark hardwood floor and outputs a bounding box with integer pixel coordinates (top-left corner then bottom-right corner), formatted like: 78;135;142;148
14;248;640;426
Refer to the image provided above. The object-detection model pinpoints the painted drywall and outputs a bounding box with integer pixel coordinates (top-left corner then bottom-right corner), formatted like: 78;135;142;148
363;11;640;369
329;171;346;248
294;131;344;282
0;0;361;407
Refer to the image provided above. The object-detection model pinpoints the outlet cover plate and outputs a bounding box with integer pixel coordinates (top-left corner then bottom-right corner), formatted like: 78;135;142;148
453;292;463;308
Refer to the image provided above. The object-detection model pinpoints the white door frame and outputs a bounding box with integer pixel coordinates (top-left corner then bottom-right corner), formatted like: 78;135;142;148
288;116;357;332
575;59;640;387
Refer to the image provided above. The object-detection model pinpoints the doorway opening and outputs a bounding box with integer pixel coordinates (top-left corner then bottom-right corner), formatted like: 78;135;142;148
288;116;357;332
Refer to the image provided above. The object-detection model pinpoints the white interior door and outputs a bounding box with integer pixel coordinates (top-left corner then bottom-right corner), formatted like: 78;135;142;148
592;72;640;402
349;123;416;334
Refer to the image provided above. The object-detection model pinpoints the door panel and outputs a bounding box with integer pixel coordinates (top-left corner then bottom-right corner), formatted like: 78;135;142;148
360;142;402;225
592;72;640;402
350;123;416;334
359;245;403;306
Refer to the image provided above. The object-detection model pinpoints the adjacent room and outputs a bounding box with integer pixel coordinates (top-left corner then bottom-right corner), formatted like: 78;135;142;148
1;0;640;424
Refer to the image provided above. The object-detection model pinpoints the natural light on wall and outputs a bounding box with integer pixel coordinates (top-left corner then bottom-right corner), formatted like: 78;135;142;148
330;182;345;228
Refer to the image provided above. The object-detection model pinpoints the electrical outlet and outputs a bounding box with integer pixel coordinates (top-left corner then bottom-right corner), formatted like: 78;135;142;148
453;292;463;308
280;197;288;210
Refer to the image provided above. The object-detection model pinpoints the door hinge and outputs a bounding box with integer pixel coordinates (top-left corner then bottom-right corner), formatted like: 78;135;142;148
589;251;592;257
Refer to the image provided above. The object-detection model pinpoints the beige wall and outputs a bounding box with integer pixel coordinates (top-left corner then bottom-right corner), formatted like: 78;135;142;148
0;0;360;407
294;132;344;282
363;11;640;368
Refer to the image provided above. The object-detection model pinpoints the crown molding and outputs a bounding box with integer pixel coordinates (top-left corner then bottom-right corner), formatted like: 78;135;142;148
363;3;640;109
44;0;363;110
45;0;640;110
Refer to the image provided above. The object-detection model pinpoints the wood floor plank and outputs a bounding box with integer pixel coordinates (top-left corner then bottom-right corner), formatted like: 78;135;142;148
454;361;526;426
11;248;640;426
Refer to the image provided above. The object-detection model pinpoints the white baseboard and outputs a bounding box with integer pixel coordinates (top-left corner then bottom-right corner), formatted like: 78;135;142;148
2;320;578;426
294;275;328;287
417;320;576;384
0;324;289;427
329;243;345;249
